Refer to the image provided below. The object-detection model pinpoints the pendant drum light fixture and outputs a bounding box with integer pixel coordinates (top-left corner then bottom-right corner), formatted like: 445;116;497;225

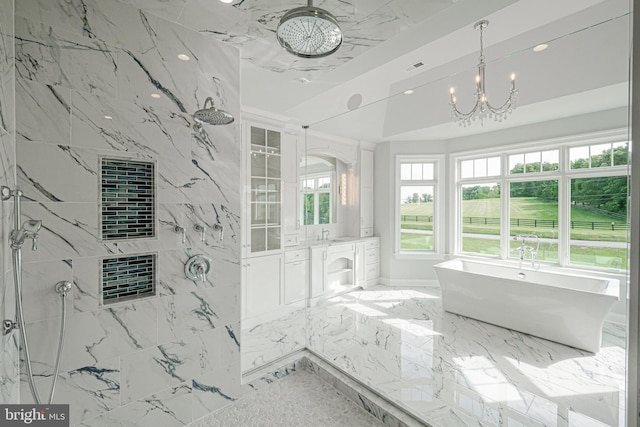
449;20;518;126
276;0;343;58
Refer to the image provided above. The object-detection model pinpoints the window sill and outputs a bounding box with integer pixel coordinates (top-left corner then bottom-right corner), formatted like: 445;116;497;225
394;252;447;261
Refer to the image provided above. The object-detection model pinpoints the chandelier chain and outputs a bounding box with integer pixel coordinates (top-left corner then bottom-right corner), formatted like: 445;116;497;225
479;24;485;63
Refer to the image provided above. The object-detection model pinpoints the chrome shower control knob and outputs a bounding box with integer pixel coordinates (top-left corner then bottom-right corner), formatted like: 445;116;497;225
3;319;17;336
185;255;212;282
174;225;186;244
194;224;207;243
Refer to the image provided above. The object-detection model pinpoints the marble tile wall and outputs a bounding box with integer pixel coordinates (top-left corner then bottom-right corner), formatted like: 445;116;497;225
8;0;241;425
241;308;306;374
0;0;18;405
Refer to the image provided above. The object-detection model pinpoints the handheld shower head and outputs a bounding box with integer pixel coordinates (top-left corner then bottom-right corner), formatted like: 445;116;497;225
23;220;42;233
10;220;42;249
193;97;234;126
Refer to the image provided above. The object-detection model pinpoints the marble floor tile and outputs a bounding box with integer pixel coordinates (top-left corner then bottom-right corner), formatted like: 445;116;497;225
304;285;626;427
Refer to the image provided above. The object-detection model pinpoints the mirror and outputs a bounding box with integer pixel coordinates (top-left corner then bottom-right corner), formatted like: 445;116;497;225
300;155;336;225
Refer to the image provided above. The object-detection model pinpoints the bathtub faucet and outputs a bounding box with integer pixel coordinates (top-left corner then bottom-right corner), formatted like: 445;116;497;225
512;234;540;270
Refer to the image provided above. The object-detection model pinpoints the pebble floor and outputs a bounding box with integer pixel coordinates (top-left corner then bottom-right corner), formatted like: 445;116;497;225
190;370;387;427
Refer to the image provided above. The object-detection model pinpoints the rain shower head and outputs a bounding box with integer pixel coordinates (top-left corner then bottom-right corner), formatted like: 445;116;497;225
276;0;342;58
192;97;234;126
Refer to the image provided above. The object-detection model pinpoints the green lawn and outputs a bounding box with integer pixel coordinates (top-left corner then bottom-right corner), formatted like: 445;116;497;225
401;197;627;241
401;197;629;268
400;202;434;216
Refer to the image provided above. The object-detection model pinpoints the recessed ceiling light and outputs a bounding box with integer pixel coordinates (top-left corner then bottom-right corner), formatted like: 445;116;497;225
150;93;161;99
404;89;414;95
104;115;113;120
177;54;190;61
533;43;548;52
220;0;233;3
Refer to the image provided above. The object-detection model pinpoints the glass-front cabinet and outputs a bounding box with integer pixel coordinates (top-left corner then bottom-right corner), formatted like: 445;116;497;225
250;126;282;253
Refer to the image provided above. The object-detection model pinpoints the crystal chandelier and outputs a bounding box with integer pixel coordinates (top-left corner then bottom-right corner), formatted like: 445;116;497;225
449;20;517;126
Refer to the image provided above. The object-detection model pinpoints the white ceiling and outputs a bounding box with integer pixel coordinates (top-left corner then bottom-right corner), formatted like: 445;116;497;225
123;0;632;142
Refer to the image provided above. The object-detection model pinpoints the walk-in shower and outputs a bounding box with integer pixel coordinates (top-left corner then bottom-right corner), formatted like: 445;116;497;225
1;186;70;404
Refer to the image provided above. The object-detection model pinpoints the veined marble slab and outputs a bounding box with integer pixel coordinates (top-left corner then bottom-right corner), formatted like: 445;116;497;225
305;286;626;427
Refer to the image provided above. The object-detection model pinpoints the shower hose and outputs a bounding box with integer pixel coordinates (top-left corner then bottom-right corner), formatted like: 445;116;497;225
12;246;68;404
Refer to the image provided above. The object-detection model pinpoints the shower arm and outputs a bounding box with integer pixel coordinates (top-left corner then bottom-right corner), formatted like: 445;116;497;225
203;97;214;109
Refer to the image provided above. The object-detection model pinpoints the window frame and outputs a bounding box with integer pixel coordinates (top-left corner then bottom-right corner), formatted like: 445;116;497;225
452;130;630;272
300;171;334;225
395;155;445;259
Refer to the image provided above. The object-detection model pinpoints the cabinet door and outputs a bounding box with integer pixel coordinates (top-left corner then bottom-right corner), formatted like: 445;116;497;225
310;246;326;297
245;255;282;317
355;242;366;285
283;181;298;233
284;260;307;304
361;150;374;189
360;150;374;231
249;126;282;254
361;187;373;229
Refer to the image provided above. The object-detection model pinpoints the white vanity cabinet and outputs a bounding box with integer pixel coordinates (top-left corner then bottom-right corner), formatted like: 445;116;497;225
244;254;283;318
325;242;355;293
310;245;327;298
364;237;380;285
284;248;307;304
242;120;303;321
281;131;300;247
310;242;359;299
355;241;366;285
245;125;282;256
360;150;374;237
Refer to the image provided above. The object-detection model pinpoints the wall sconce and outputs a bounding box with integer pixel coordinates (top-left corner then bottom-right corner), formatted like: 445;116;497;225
340;173;347;206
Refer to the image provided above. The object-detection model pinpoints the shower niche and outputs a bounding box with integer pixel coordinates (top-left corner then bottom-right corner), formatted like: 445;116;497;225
99;157;158;305
100;157;156;241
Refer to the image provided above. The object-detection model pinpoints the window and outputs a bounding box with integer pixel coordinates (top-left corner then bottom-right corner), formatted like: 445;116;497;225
302;174;332;225
300;155;336;225
509;179;559;263
509;149;559;174
397;158;442;254
455;138;629;271
460;182;501;256
570;141;628;169
459;155;502;256
461;156;500;178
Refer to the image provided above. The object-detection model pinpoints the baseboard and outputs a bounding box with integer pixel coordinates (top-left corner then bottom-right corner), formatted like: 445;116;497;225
378;277;440;287
241;349;307;384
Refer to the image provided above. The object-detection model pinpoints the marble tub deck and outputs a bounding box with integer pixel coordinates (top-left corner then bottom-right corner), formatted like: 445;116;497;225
245;286;626;427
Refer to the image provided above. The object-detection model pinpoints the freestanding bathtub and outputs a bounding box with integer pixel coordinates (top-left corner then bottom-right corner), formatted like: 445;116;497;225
433;258;619;353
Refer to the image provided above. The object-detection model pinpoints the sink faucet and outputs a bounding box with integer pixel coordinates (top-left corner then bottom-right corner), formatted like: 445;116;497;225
321;228;330;240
